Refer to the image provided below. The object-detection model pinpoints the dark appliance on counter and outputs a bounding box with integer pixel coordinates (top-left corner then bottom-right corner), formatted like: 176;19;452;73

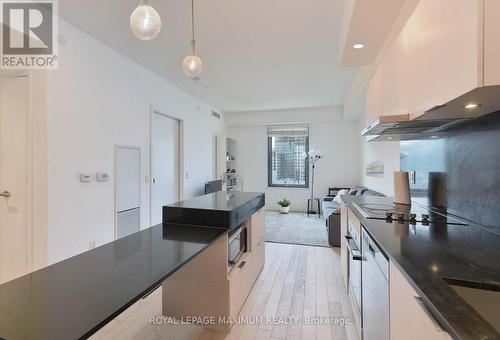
361;227;389;340
205;180;222;194
228;224;247;266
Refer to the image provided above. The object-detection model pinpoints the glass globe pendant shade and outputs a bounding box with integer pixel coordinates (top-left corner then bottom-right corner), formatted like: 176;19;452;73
130;0;161;40
182;54;203;79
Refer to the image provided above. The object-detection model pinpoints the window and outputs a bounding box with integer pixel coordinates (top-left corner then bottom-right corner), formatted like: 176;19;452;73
267;125;309;188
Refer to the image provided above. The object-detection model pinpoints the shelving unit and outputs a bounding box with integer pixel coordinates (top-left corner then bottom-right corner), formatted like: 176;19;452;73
216;136;238;191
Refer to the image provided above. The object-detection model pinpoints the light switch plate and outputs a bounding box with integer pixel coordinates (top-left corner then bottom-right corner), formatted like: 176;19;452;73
80;174;91;183
96;173;109;182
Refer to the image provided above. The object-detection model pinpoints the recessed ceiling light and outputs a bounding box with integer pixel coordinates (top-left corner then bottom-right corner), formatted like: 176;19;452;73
431;135;438;139
386;136;393;140
353;43;365;49
464;103;480;109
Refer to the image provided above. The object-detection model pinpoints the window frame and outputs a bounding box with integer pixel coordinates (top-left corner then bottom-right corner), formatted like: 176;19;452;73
267;135;310;189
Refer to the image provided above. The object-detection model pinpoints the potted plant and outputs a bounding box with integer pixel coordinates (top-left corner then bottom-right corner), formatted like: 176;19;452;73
278;198;291;214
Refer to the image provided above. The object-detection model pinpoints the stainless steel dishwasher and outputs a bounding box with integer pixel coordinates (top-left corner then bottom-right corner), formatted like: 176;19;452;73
362;226;389;340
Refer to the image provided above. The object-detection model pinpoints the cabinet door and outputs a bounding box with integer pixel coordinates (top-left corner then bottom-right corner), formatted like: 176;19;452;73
250;209;265;251
406;0;481;113
390;261;451;340
340;200;348;290
484;0;500;86
252;236;265;278
380;35;409;116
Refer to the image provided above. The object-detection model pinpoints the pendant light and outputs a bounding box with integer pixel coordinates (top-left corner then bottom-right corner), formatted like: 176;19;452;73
182;0;203;79
130;0;161;40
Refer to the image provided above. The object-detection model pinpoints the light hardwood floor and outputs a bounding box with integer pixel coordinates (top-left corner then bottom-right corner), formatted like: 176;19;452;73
92;243;358;340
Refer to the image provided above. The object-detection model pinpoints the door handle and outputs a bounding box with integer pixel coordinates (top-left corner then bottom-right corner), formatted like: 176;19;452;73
344;236;362;261
238;261;246;269
0;191;11;198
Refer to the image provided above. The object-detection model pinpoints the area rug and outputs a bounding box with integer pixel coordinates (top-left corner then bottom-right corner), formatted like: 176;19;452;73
265;211;330;247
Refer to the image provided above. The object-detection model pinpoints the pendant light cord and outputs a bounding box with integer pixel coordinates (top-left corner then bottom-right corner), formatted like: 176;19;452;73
190;0;196;55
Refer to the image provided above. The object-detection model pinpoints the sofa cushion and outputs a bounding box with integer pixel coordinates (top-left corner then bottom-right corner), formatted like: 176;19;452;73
322;200;341;219
323;201;340;210
362;189;385;197
323;207;340;217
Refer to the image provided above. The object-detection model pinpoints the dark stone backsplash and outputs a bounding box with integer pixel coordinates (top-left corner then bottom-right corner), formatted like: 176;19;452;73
400;110;500;230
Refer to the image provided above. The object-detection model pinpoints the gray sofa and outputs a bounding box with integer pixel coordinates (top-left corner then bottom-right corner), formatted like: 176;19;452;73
323;186;385;247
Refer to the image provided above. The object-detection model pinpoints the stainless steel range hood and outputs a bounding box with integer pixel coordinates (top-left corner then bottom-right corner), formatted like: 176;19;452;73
362;85;500;141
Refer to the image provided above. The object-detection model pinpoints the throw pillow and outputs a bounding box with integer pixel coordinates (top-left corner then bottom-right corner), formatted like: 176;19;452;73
333;189;349;204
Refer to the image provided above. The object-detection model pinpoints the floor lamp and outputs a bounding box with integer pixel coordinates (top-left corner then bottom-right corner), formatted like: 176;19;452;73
306;150;321;216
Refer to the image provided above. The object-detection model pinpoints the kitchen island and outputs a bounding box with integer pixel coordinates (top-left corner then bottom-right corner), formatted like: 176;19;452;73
0;191;265;340
162;191;266;333
0;224;227;340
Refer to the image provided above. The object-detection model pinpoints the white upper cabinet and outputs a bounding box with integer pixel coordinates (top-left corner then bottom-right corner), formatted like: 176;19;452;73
366;68;383;124
484;0;500;86
366;0;500;120
380;35;410;116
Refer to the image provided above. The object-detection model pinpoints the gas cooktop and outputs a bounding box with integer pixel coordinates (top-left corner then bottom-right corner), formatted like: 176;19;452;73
351;202;467;225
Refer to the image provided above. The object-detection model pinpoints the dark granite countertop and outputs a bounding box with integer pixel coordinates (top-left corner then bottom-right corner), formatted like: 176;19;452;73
163;191;265;228
342;195;500;340
166;191;264;211
0;223;228;340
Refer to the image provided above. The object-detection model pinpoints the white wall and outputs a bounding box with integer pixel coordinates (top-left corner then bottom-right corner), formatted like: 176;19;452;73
227;107;360;212
46;20;225;264
358;119;400;196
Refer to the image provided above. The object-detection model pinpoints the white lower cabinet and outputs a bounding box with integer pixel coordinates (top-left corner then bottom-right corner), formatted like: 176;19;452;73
390;261;451;340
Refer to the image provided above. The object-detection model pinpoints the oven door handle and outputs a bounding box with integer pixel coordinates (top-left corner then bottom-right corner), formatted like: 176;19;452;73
344;236;362;261
351;250;362;261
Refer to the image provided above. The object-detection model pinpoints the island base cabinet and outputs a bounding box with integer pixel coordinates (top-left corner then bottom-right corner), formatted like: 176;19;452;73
162;235;231;333
390;261;451;340
229;253;255;318
162;209;265;333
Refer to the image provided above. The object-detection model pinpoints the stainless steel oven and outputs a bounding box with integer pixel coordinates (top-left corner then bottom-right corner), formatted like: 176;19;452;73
228;224;247;265
345;220;362;314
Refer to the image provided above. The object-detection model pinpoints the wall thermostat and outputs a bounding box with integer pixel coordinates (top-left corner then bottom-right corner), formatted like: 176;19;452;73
96;173;109;182
80;174;91;183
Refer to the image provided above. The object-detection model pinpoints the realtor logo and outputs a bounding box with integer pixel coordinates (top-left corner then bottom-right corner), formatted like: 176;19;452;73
1;0;58;69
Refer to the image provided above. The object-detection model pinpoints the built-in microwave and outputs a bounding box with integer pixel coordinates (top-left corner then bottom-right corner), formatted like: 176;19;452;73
228;224;247;265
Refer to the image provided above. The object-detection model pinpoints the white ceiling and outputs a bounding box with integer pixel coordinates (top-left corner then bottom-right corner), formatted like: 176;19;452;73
59;0;359;113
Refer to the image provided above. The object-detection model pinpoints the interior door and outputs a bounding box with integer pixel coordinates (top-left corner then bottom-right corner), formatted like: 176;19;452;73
151;112;179;226
0;72;31;284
